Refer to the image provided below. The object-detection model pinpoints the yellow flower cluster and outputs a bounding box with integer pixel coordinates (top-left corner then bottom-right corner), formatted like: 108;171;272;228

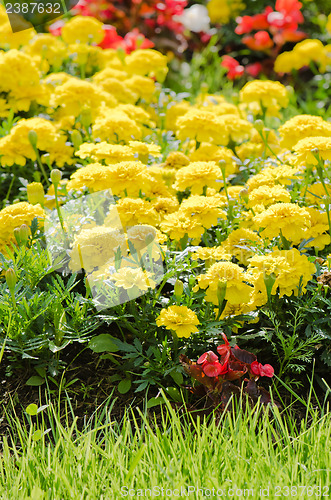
0;117;73;167
0;202;44;254
0;21;327;338
274;39;331;74
240;80;289;117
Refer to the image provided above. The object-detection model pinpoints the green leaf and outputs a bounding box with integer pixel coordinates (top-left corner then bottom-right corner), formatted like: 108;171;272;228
165;387;183;402
88;334;120;353
170;371;183;386
147;397;166;409
26;376;45;387
118;379;131;394
26;404;38;416
32;429;43;442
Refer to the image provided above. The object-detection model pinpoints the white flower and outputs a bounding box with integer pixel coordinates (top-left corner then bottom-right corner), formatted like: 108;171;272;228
175;4;211;33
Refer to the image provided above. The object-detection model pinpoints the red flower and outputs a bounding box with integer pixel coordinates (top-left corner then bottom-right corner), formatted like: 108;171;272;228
250;361;274;378
123;29;155;53
197;350;228;378
246;62;263;77
216;332;232;363
203;361;226;377
48;20;65;37
221;56;244;80
197;350;218;364
98;25;124;50
243;31;273;51
235;10;270;35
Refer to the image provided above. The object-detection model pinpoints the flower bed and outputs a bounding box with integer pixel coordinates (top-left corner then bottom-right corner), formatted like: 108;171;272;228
0;5;330;410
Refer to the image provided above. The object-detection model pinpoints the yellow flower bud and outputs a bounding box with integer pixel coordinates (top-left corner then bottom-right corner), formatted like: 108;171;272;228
28;130;38;149
174;279;184;299
19;224;30;245
71;130;83;150
50;169;62;185
27;182;45;206
5;268;16;291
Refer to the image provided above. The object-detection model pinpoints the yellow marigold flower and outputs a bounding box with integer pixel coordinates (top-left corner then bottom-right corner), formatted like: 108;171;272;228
0;50;48;112
69;226;126;273
236;128;281;160
0;202;44;253
126;224;158;250
106;198;160;229
106;161;153;197
207;0;245;23
303;182;329;205
304;207;331;250
128;141;161;161
163;151;190;169
94;76;137;105
0;5;36;48
117;104;155;129
151;197;179;217
92;110;142;143
76;143;135;164
247;185;291;208
180;195;226;229
194;261;253;305
0;117;70;167
293;136;331;166
93;67;128;83
109;267;156;291
125;75;157;102
247;248;316;298
68;161;152;196
218;114;253;143
274;51;302;73
173;161;222;194
160;211;205;241
156;305;200;338
125;49;168;82
68;43;104;72
176;108;228;145
279;115;331;149
191;246;231;266
253;202;311;244
165;101;191;131
247;164;299;191
50;79;116;119
61;16;104;45
239;80;289;117
221;228;263;265
294;39;328;72
23;34;67;68
199;101;240;117
189;144;237;176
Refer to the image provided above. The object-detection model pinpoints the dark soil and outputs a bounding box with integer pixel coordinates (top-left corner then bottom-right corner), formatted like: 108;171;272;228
0;343;329;443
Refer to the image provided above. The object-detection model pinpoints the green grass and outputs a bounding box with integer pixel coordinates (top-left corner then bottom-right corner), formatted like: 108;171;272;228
0;392;330;499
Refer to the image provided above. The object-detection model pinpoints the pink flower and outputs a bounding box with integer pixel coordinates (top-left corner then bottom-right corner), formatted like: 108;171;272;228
221;56;244;80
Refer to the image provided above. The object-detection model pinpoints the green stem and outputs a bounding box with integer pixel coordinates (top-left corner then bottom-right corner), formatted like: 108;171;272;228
33;147;50;187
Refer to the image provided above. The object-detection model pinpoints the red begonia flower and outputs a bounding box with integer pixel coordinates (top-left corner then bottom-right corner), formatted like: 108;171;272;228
197;350;218;365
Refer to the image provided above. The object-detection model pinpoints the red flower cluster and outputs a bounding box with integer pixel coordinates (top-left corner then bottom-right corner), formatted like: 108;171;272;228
236;0;306;51
221;56;244;80
189;332;274;387
72;0;187;36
